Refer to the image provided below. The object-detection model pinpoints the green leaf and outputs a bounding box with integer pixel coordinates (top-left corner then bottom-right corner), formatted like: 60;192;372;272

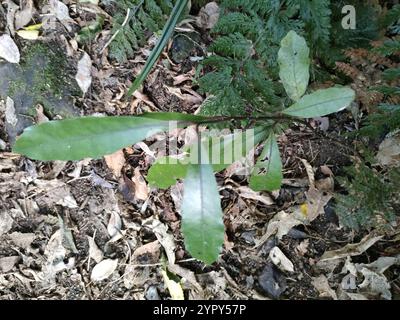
126;0;189;96
249;132;283;192
147;127;268;189
139;112;208;122
181;143;224;265
282;87;355;118
278;30;310;101
13;116;173;161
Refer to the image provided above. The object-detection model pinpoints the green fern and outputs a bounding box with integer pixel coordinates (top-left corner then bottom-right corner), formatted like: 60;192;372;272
336;164;399;232
106;0;175;62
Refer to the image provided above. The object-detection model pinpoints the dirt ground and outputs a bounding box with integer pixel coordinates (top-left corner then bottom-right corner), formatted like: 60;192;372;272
0;1;399;300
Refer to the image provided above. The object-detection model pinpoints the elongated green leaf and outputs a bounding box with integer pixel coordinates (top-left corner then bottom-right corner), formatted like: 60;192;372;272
139;112;209;122
181;143;224;264
282;87;356;118
249;132;283;192
147;127;268;189
126;0;189;96
13;116;173;161
278;30;310;101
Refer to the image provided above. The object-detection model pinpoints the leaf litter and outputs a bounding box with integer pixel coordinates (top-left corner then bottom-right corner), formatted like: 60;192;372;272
0;1;399;301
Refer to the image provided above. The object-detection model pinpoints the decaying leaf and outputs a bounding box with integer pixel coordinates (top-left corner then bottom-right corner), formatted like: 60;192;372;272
8;232;35;249
75;51;92;94
0;34;20;63
104;150;125;178
107;211;122;238
311;275;337;300
0;256;20;273
0;211;14;236
5;97;18;126
87;235;104;263
304;187;332;221
197;2;220;29
132;167;149;201
15;0;34;30
358;267;392;300
91;259;118;281
237;186;274;206
254;210;305;248
376;131;400;167
161;270;184;300
320;234;383;261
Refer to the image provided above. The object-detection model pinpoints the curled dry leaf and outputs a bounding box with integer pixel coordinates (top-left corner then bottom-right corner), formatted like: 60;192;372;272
161;270;184;300
5;97;18;126
87;236;104;263
269;246;294;273
0;256;20;273
75;52;92;94
0;34;20;63
376;131;400;167
107;211;122;238
15;0;34;30
197;2;220;29
132;167;149;201
0;211;14;236
320;234;383;261
311;275;337;300
104;149;125;178
91;259;118;281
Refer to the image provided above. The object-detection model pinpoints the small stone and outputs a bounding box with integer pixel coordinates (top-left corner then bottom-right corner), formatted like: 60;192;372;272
145;285;161;300
258;263;287;299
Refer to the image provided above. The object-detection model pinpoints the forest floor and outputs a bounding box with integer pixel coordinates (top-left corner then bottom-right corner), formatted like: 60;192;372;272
0;1;399;300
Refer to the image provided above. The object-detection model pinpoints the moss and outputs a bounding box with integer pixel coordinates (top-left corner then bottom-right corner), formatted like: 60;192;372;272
21;42;71;99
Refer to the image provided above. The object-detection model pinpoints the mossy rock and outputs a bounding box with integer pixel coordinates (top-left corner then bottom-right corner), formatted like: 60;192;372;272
0;42;81;145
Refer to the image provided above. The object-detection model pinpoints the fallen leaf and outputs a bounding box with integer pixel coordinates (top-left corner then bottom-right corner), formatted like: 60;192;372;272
0;211;14;235
254;210;305;248
15;0;34;30
132;240;161;264
312;275;337;300
151;221;176;265
269;246;294;273
107;211;122;238
16;29;39;40
75;51;92;94
304;187;332;221
0;256;20;273
87;235;104;263
161;270;184;300
320;234;383;261
300;158;315;188
0;33;20;64
376;131;400;167
49;0;71;21
5;97;18;126
8;232;35;249
104;149;125;178
358;267;392;300
197;2;220;29
91;259;118;281
238;186;274;206
132;167;149;201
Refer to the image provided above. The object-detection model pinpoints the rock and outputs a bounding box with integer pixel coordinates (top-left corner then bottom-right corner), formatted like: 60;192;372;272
145;285;161;300
0;43;80;145
169;33;200;64
258;263;287;299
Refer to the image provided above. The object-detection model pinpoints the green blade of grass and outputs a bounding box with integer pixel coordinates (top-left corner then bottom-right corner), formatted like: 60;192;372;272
126;0;189;97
